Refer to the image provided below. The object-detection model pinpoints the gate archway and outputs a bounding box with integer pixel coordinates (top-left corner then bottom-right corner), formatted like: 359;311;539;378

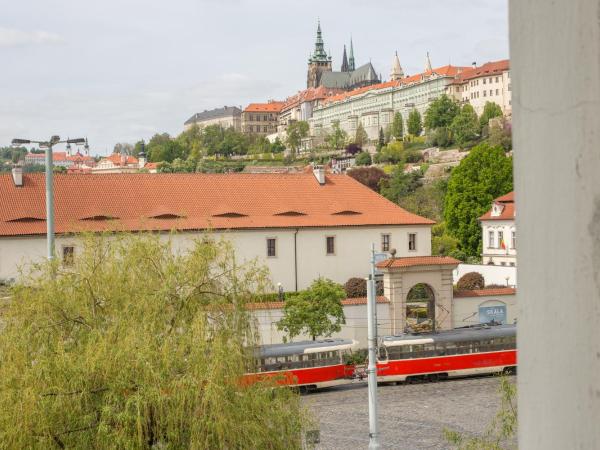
406;283;437;332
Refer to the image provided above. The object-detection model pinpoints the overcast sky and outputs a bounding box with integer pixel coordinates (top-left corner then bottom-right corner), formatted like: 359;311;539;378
0;0;508;155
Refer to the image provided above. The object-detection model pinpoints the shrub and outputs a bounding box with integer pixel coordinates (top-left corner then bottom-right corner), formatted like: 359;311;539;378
355;151;372;166
457;271;485;290
485;284;507;289
344;277;367;298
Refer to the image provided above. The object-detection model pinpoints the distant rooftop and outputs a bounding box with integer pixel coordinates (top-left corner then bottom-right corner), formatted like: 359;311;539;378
184;106;242;125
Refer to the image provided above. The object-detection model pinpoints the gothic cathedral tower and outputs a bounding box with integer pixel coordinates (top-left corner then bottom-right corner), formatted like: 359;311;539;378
307;21;332;88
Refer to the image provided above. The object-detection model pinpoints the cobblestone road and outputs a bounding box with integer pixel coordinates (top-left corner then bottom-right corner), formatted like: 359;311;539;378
302;375;514;450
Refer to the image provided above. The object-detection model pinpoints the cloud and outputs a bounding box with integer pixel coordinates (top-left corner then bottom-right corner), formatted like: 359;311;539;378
0;27;63;47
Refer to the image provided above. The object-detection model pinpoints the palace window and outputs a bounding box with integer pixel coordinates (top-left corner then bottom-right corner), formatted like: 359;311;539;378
498;230;504;248
484;90;487;97
496;89;500;96
496;76;500;82
381;234;391;252
483;78;487;84
326;236;335;255
511;230;516;249
266;238;276;257
408;233;417;251
488;230;495;248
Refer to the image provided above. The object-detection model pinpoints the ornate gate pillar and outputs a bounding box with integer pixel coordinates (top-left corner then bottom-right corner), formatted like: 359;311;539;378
378;256;460;333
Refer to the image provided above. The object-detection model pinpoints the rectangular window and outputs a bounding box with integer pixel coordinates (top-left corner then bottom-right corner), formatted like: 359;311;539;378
381;234;391;252
489;77;493;83
263;115;268;121
490;90;493;96
483;90;487;97
488;230;495;248
326;236;335;255
62;246;74;266
496;76;499;82
483;78;486;84
408;233;417;251
511;230;516;249
496;89;500;96
498;230;504;248
266;238;276;257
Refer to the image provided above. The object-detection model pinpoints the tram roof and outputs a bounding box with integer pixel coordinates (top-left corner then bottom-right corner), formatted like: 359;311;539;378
381;324;516;346
258;338;355;358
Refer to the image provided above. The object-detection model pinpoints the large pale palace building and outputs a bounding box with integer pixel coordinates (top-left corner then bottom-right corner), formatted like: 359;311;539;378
308;52;511;141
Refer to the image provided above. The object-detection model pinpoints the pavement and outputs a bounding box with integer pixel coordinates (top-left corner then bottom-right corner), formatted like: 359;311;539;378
302;374;515;450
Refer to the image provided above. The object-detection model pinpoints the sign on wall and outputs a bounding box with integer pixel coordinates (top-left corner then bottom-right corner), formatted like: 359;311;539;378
479;304;507;324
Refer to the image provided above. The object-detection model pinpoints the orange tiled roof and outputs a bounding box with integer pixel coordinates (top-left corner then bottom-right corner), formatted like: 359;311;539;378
321;65;469;106
103;153;138;165
281;86;345;111
450;60;510;85
244;102;285;113
376;256;461;269
247;296;389;310
454;287;516;297
0;173;434;237
479;191;515;221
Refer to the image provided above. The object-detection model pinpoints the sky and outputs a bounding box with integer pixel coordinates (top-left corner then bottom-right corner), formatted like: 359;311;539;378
0;0;508;155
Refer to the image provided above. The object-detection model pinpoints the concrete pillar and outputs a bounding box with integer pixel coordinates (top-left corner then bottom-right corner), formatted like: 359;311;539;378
511;0;600;448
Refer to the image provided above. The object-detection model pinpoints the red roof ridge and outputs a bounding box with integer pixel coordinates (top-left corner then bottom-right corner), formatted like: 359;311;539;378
246;296;389;310
454;287;516;297
376;256;461;269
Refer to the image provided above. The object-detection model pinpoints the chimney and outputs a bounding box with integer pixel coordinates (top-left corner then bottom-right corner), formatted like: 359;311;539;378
472;61;477;69
312;164;326;185
11;166;23;187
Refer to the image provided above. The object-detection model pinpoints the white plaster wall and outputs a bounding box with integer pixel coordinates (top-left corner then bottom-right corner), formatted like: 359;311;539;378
0;225;431;291
453;263;517;287
452;294;517;327
511;0;600;447
253;302;391;347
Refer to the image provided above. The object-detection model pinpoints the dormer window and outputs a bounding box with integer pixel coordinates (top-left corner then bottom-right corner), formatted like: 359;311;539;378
491;202;505;217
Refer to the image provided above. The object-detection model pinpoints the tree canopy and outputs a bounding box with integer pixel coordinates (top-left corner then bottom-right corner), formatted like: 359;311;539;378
407;109;423;136
347;166;388;192
0;233;309;448
479;101;504;128
450;104;480;148
325;120;348;150
444;143;513;256
286;121;309;154
391;112;404;140
277;278;346;341
380;166;424;204
424;94;460;130
354;123;368;147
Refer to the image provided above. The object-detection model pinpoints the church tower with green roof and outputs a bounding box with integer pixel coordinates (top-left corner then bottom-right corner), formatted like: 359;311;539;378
307;21;332;88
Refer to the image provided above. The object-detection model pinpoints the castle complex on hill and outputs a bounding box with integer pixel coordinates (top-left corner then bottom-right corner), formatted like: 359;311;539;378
306;21;380;91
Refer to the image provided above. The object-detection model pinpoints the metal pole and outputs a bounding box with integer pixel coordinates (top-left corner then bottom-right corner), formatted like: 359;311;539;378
367;243;380;449
45;143;55;260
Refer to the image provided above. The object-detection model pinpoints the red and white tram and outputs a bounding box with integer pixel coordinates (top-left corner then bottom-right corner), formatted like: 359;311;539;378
377;324;516;383
244;339;356;390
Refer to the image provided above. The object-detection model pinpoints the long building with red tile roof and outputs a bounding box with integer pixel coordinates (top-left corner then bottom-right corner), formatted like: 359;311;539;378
0;169;434;291
309;61;471;146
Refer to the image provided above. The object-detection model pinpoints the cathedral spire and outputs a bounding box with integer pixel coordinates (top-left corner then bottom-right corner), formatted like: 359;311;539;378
341;45;349;72
348;37;355;71
425;51;433;72
390;50;404;80
310;20;329;62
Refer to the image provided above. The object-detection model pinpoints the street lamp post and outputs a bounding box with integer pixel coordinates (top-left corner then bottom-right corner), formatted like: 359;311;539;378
11;136;86;261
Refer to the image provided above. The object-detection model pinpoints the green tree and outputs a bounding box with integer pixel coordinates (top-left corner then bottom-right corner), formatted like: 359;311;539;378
355;151;372;166
270;137;287;153
374;141;405;164
147;133;187;163
0;233;309;449
407;109;423;136
325;120;347;150
277;278;346;341
286;121;310;155
444;143;513;256
380;166;423;203
488;120;512;151
479;101;504;128
391;112;404;140
399;179;448;222
431;222;460;256
377;127;385;150
354;123;368;147
424;94;460;130
450;104;480;148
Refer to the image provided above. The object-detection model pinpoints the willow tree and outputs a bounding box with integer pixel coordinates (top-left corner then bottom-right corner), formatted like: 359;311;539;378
0;233;311;449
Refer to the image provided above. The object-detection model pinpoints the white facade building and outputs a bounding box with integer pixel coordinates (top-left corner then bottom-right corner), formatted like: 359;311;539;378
446;59;511;117
309;62;469;142
0;170;433;290
480;191;516;266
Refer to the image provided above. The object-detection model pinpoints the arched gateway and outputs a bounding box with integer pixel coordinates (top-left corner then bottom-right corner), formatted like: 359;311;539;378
377;256;461;333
